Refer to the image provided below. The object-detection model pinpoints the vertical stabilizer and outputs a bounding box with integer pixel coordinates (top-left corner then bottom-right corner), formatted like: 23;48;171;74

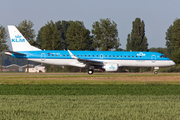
7;25;41;51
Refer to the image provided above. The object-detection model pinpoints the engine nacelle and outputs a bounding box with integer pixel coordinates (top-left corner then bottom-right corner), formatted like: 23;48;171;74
103;63;119;72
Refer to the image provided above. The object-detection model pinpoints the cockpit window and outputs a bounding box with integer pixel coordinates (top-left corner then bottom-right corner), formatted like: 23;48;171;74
160;55;167;58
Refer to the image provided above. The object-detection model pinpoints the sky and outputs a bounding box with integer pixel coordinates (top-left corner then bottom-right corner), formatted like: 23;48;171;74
0;0;180;50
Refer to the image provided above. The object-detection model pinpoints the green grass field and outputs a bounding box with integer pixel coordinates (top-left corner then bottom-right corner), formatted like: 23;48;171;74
1;84;180;95
1;95;180;119
0;73;180;119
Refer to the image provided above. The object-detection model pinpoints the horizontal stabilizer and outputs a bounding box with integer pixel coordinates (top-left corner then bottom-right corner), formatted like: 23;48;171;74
5;51;26;55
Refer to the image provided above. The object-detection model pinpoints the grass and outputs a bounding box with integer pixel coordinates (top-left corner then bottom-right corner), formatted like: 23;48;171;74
1;84;180;95
0;95;180;120
1;73;180;119
0;73;180;84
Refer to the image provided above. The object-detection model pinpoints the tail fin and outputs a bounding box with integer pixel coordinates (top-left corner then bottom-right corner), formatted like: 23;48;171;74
7;25;41;51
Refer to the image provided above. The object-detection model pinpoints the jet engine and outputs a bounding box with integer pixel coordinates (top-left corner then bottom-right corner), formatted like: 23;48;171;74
103;63;119;72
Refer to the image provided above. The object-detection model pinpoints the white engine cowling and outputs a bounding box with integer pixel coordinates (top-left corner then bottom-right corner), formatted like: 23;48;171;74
103;63;119;72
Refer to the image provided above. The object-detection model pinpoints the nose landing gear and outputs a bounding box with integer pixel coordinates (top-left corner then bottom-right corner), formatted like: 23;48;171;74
154;70;158;74
154;67;159;74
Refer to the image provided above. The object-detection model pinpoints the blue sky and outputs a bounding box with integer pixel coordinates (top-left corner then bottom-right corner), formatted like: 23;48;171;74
0;0;180;50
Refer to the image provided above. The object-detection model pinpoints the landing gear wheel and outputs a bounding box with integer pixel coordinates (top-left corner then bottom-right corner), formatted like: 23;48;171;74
154;71;158;74
88;69;94;75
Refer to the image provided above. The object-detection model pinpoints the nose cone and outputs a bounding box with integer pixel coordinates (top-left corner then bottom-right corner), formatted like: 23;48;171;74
169;60;176;66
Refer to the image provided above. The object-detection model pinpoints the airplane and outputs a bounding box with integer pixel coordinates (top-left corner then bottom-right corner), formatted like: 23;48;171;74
4;25;175;74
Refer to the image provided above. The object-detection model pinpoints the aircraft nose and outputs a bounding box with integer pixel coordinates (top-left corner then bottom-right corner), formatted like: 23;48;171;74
169;60;176;66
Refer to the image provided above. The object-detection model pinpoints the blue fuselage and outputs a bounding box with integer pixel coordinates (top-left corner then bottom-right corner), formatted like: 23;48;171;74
12;50;170;61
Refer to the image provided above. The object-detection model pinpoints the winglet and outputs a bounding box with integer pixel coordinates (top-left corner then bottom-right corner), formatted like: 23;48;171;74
68;50;78;59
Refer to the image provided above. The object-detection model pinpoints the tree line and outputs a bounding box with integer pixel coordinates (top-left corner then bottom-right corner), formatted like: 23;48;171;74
0;18;180;72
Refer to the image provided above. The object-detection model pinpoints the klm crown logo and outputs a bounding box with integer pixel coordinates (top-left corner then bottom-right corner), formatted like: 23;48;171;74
137;52;146;56
12;35;25;42
109;66;115;69
15;35;21;38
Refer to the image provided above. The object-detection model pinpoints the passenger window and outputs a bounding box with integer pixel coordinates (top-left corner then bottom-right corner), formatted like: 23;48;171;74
125;56;126;57
93;55;94;57
132;56;134;57
85;55;87;57
97;55;98;57
105;55;107;57
109;55;111;57
52;54;54;56
67;55;69;56
113;55;115;57
128;56;130;57
77;55;79;57
81;55;83;57
63;55;65;56
117;55;119;57
89;55;90;57
121;56;122;57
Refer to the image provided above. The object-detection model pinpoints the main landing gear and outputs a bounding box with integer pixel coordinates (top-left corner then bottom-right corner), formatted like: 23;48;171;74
88;69;94;75
88;66;94;75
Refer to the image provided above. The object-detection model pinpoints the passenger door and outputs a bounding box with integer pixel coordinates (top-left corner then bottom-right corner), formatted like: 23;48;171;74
151;55;156;63
41;53;46;61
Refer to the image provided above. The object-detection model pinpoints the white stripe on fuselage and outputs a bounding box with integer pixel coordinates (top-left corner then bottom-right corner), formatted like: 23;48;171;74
28;58;173;68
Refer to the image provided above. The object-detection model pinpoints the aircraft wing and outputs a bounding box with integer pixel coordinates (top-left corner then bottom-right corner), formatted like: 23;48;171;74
77;59;104;66
68;50;104;66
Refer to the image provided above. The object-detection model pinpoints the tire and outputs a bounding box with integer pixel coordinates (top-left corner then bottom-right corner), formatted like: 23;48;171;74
154;71;158;74
88;69;93;75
